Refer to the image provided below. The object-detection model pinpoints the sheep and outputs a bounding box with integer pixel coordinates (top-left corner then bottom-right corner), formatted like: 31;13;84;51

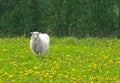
30;31;50;57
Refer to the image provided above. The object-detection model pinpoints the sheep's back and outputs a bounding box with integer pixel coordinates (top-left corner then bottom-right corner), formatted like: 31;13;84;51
39;33;50;50
39;33;50;43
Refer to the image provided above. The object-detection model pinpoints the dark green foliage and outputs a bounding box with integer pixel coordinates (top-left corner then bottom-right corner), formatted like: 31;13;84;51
0;0;119;38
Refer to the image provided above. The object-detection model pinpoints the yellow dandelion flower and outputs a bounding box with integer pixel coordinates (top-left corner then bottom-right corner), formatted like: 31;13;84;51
89;76;94;81
58;74;63;78
98;77;103;81
108;59;113;63
93;63;97;69
35;71;40;75
25;72;29;76
65;75;68;78
9;74;14;78
25;69;33;76
72;68;75;72
10;61;15;65
34;66;39;70
90;81;94;83
56;63;59;69
99;69;102;72
2;49;9;52
48;75;53;78
81;51;84;54
106;71;109;74
10;61;17;67
66;55;70;57
71;77;77;81
44;73;49;78
4;72;9;75
116;80;120;83
0;58;2;61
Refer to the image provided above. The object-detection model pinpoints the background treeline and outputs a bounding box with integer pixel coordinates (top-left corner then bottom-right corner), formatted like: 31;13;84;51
0;0;119;38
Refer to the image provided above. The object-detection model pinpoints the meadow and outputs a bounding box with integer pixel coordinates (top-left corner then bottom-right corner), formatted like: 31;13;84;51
0;37;120;83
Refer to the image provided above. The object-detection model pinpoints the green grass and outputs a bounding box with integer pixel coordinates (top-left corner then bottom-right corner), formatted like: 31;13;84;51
0;37;120;83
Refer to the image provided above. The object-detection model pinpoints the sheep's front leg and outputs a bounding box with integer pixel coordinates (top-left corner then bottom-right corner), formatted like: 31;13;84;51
40;52;43;58
35;52;39;57
46;50;48;57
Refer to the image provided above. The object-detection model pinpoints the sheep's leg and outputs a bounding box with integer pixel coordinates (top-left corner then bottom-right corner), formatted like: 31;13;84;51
40;52;43;58
46;50;48;57
35;52;39;57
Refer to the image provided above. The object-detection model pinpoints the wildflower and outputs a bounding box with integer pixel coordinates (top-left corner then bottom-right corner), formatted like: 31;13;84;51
72;68;75;72
56;63;59;69
65;75;68;78
0;58;2;61
10;61;16;65
71;76;77;81
2;49;9;52
34;66;39;70
89;76;94;81
9;74;14;78
25;72;29;76
35;71;40;75
93;63;97;69
108;59;113;63
106;71;109;74
99;69;102;72
105;71;109;76
81;51;84;54
4;72;9;75
10;61;17;67
48;75;53;79
58;74;63;78
90;81;94;83
25;69;34;76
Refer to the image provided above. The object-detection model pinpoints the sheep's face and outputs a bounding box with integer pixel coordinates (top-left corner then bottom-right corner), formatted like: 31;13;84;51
31;32;39;40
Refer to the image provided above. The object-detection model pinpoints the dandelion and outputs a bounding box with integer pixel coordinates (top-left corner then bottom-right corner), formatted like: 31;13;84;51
65;75;68;78
25;72;29;76
72;68;75;72
10;61;17;67
58;74;63;79
92;63;97;69
2;48;9;52
90;81;94;83
99;69;102;72
9;74;14;78
48;75;53;79
51;70;56;75
81;51;84;54
89;76;94;81
56;63;59;69
106;71;109;74
108;59;113;63
104;71;109;76
71;76;77;81
34;71;40;75
25;69;34;76
0;58;2;61
4;72;9;75
34;66;39;70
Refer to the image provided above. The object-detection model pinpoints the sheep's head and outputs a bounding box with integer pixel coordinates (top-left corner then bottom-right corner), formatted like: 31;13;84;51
30;32;41;40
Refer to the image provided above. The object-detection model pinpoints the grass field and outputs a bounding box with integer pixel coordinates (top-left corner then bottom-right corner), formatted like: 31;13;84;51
0;37;120;83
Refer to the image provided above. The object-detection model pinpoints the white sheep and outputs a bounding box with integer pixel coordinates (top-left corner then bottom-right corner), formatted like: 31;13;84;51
30;31;50;57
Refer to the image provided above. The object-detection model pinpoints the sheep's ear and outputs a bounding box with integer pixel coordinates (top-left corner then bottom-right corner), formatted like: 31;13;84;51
39;32;41;34
30;32;33;35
